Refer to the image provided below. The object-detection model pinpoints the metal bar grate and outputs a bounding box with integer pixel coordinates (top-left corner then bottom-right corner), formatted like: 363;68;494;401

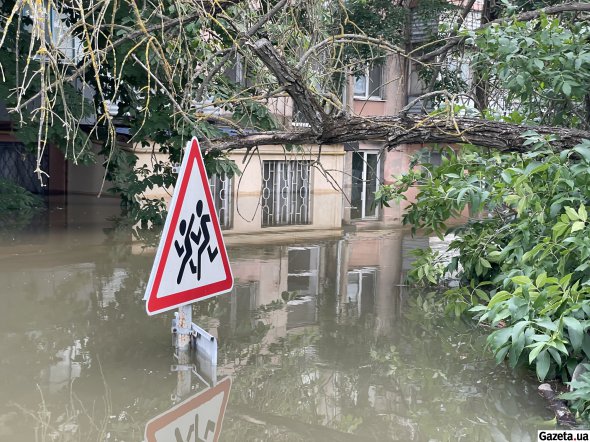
261;160;310;227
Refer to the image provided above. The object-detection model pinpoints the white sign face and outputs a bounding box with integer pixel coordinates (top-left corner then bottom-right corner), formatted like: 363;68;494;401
145;377;231;442
144;137;233;315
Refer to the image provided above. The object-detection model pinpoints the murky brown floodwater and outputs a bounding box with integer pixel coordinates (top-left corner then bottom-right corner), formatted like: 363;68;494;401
0;198;553;441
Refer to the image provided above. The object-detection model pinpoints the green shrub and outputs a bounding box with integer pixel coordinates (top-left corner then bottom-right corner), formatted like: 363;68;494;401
0;179;43;211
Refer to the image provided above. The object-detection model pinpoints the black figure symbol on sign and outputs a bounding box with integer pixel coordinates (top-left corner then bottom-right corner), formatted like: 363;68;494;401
174;200;219;284
173;414;216;442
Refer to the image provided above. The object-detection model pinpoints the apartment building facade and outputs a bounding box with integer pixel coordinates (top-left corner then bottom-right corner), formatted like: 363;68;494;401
0;0;483;236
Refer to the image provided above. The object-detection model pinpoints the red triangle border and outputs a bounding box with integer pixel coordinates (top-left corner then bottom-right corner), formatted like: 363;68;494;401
146;138;233;315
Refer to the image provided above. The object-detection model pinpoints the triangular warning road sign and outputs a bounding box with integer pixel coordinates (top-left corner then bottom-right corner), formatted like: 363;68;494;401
145;137;233;315
145;377;232;442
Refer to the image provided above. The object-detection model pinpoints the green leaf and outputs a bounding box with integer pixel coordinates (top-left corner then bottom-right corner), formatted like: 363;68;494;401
547;347;562;366
559;273;573;289
474;289;489;301
480;258;492;269
536;350;550;381
565;206;580;221
495;345;510;364
509;330;526;368
571;221;585;233
536;318;557;331
511;320;530;343
582;333;590;359
529;342;545;364
522;244;543;263
573;144;590;162
501;171;512;184
508;296;529;321
512;276;532;285
487;251;503;263
564;316;584;352
552;222;569;240
489;327;513;350
536;272;548;288
456;187;469;205
488;290;512;308
579;204;588;222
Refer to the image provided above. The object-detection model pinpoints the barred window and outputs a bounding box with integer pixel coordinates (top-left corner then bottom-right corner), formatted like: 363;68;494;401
208;173;233;230
261;161;311;227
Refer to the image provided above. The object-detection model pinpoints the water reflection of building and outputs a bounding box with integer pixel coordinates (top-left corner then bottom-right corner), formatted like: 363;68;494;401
216;228;408;358
212;229;442;438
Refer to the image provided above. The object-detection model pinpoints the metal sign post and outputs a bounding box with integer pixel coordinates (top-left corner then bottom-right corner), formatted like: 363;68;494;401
171;305;218;402
144;137;230;418
172;305;193;351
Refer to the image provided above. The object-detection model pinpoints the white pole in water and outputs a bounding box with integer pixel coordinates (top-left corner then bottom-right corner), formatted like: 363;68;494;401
175;305;192;350
172;305;193;400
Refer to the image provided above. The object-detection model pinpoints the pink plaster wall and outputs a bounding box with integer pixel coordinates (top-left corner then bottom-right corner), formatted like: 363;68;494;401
352;99;386;117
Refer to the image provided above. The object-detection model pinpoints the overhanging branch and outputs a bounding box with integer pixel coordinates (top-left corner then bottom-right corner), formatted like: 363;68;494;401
210;114;590;153
249;38;328;134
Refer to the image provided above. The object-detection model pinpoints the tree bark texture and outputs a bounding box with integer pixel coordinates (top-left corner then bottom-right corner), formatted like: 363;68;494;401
210;114;590;153
249;38;328;134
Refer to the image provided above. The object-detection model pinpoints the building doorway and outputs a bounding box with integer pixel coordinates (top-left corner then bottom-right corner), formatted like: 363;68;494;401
350;151;380;220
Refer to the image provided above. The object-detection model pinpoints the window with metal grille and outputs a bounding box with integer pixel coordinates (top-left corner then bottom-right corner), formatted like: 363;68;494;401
0;142;48;195
208;173;233;230
261;161;311;227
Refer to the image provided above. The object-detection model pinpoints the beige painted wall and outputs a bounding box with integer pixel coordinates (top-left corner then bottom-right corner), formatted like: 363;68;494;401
135;142;346;234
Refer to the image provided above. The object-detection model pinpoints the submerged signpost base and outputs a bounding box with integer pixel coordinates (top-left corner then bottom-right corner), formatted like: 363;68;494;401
171;305;218;400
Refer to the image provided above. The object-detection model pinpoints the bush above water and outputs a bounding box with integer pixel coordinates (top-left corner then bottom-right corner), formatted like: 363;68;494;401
0;179;43;211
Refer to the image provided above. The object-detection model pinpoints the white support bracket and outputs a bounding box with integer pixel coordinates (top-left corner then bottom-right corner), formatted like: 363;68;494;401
171;307;218;386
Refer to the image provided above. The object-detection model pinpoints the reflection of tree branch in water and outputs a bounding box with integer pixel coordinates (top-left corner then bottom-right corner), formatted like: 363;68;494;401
229;405;374;442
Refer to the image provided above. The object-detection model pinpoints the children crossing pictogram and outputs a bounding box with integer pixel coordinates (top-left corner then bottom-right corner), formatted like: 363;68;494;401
175;200;219;284
144;137;233;316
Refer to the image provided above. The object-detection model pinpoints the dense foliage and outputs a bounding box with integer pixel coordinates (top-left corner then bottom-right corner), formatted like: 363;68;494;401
382;6;590;421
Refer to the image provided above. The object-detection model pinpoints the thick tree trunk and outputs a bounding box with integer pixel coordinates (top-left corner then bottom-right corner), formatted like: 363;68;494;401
210;114;590;153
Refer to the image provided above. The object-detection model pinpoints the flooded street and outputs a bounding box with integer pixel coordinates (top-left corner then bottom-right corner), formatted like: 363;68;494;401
0;199;552;441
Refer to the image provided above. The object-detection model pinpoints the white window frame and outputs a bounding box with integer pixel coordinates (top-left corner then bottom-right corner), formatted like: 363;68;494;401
345;267;377;317
48;7;82;63
291;100;311;128
287;246;320;297
354;65;384;100
351;151;381;220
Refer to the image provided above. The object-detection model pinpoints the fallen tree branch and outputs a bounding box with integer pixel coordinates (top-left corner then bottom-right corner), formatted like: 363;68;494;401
249;38;328;134
209;114;590;153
